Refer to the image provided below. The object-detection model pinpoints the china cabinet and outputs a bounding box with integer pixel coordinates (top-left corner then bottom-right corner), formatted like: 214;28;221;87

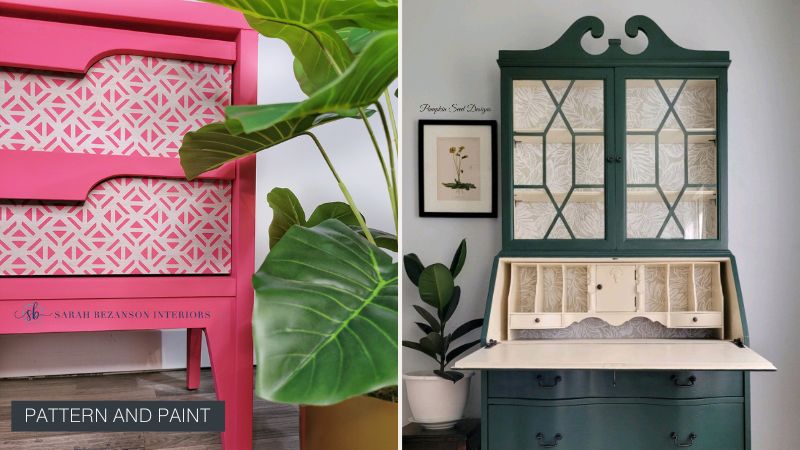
454;16;775;450
0;1;257;448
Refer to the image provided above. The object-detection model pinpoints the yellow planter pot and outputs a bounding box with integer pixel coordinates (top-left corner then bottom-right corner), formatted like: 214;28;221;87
301;395;398;450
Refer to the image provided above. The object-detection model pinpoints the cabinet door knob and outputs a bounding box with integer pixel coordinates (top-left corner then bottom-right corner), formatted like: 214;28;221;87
692;316;698;323
615;156;623;163
605;156;614;163
670;432;697;447
534;317;541;323
596;284;603;290
536;432;562;447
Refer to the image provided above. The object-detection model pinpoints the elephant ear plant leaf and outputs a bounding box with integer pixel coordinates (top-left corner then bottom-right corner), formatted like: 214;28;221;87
403;240;484;383
253;219;398;404
178;0;398;406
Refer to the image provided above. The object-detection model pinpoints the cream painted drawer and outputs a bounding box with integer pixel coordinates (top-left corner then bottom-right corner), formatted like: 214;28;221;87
509;313;562;329
670;312;723;328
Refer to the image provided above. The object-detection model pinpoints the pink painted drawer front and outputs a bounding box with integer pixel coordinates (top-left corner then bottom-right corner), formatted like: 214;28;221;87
0;54;231;157
0;177;232;276
0;54;234;276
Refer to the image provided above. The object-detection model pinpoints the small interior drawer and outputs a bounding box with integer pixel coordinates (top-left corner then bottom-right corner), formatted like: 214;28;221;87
508;313;561;329
670;312;723;328
487;370;742;400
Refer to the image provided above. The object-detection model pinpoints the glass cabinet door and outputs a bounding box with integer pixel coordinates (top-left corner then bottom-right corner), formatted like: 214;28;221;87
624;79;718;240
511;78;606;241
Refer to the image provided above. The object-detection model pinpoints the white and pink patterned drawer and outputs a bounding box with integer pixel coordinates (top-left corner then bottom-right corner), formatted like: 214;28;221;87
0;55;234;276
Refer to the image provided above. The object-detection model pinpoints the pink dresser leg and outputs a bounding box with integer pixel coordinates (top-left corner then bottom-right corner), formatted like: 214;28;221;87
186;328;203;390
206;322;253;449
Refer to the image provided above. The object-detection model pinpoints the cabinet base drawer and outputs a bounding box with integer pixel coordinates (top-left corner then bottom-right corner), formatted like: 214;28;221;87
487;370;743;399
488;400;744;450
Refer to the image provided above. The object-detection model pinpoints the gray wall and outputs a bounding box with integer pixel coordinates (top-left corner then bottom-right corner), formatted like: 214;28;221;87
400;1;800;448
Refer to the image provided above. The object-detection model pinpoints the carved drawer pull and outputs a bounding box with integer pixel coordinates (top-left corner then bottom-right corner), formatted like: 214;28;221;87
536;375;562;388
536;432;562;447
670;432;697;447
671;375;697;387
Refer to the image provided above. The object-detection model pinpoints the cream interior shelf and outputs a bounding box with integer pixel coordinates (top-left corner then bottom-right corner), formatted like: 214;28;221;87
514;190;716;203
453;340;776;371
507;261;724;333
514;130;715;145
627;129;717;143
514;129;603;143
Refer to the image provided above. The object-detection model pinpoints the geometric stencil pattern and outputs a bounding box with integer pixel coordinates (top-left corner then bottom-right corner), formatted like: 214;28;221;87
0;55;231;157
0;177;232;275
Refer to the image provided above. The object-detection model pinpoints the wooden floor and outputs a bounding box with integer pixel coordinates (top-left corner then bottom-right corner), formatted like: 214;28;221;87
0;369;299;450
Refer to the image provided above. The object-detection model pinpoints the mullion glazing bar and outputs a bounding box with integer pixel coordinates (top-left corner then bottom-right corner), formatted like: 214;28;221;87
541;79;576;239
652;79;688;237
657;185;688;238
543;187;576;239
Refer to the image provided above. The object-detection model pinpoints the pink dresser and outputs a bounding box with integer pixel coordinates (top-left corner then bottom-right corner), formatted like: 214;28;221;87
0;1;257;447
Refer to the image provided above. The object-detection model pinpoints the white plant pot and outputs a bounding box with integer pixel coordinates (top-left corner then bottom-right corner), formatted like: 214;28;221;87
403;370;473;430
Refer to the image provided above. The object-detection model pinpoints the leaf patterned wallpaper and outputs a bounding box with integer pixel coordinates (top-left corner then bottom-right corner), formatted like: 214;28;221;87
514;317;716;340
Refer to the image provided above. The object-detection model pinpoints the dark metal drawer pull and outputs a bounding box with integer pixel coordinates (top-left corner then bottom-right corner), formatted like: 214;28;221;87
536;432;562;447
671;375;697;387
670;432;697;447
536;375;562;388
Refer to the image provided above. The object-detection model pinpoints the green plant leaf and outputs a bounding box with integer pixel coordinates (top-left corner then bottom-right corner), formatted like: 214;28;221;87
450;318;484;342
266;187;306;248
418;263;454;314
445;339;480;364
206;0;396;95
402;340;436;360
338;27;381;54
292;26;380;93
441;286;460;322
434;370;464;383
225;30;398;134
403;253;425;286
252;219;398;405
352;227;397;252
412;305;440;333
178;112;347;180
420;332;443;358
449;239;467;278
414;322;433;335
307;202;359;228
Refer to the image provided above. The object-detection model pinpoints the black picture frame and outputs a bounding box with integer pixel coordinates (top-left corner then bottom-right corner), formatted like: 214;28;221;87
418;119;498;217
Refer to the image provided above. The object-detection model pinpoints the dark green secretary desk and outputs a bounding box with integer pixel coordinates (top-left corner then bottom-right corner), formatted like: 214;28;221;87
454;16;775;450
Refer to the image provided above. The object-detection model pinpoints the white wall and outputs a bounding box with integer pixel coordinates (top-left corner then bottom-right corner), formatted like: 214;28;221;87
400;1;800;448
0;35;395;378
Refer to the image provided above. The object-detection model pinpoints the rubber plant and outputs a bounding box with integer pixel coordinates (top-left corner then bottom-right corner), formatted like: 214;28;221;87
403;240;484;382
177;0;398;406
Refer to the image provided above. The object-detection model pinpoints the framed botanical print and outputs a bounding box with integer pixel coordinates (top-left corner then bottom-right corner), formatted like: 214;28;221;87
418;120;497;217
